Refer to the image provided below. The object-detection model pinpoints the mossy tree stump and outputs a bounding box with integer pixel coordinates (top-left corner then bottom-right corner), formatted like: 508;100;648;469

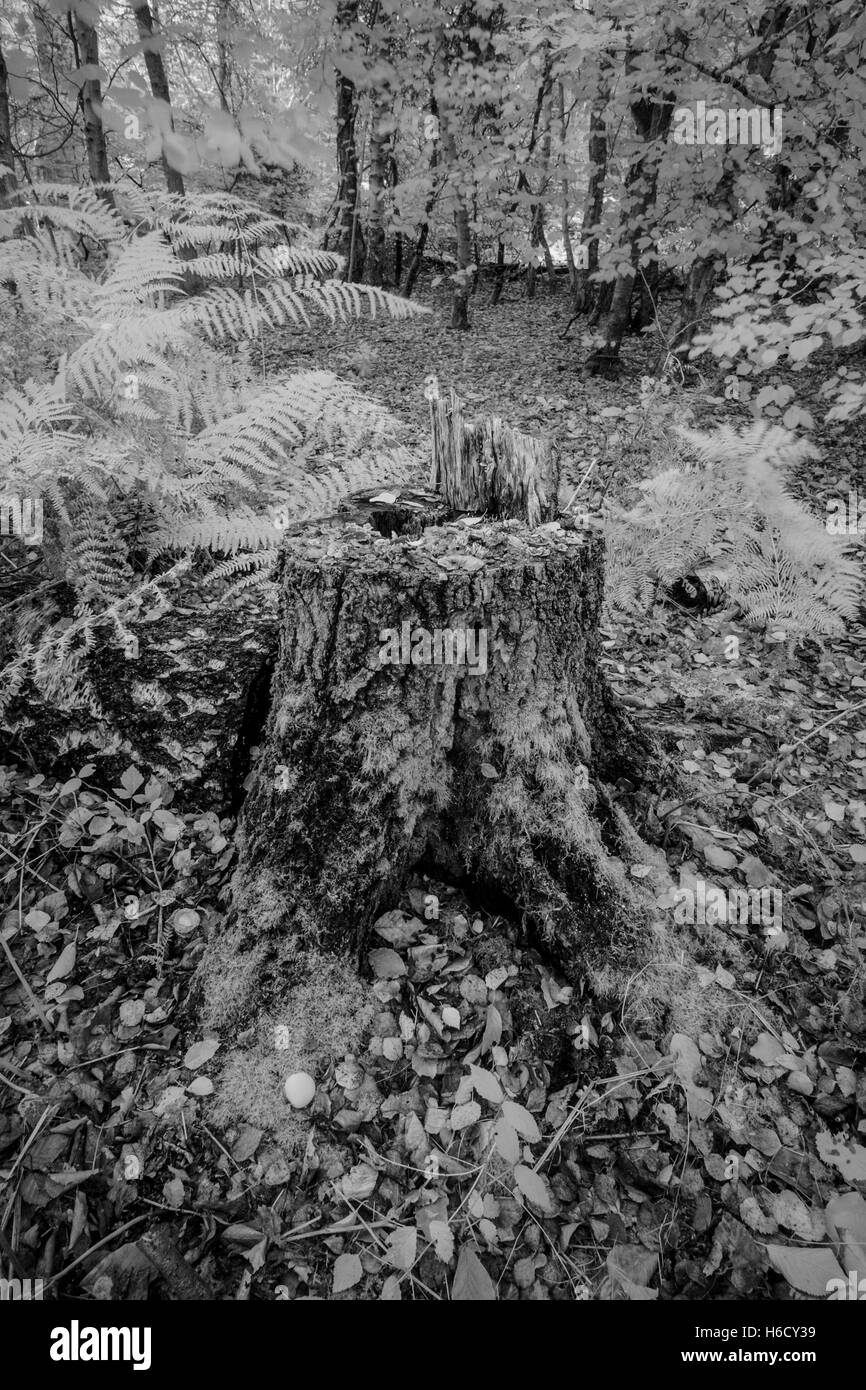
199;508;660;1029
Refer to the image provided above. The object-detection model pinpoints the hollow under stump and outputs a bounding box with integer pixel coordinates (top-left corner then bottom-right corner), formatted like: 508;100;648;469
199;510;664;1030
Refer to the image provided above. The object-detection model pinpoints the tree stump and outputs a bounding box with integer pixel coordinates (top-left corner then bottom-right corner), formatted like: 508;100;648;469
199;510;660;1029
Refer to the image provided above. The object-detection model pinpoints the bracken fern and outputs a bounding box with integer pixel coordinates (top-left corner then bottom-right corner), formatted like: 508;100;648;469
0;184;429;719
604;420;862;634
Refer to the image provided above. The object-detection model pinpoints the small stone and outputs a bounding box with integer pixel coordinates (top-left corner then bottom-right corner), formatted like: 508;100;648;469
284;1071;316;1108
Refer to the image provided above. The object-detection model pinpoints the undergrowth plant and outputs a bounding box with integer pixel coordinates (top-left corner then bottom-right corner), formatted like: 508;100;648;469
603;411;863;636
0;185;427;718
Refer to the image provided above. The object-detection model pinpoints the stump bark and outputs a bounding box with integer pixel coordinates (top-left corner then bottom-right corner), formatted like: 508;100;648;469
199;510;659;1029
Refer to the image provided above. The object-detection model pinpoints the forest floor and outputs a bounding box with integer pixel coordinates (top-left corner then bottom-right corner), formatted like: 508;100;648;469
1;278;865;1302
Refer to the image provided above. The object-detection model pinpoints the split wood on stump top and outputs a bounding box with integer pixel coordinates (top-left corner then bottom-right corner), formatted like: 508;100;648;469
426;378;561;526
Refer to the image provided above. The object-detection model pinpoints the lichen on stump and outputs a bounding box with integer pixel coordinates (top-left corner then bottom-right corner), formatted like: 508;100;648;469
199;511;661;1029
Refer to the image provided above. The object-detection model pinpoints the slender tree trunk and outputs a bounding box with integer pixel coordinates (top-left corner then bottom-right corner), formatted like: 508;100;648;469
392;228;402;288
631;261;659;332
0;41;17;200
490;238;506;306
364;101;387;286
71;10;112;199
403;221;429;298
334;1;365;282
402;104;437;298
666;171;735;362
558;84;576;297
585;61;674;372
665;5;779;363
390;153;401;286
132;2;185;196
439;105;472;330
526;93;553;298
216;0;233;112
573;72;609;316
667;257;717;359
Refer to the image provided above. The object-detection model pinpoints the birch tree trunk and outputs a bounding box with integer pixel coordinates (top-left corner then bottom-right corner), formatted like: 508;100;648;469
71;9;112;199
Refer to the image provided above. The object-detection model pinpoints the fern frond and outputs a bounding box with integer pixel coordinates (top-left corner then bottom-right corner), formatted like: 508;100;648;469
605;421;863;634
98;230;184;310
0;183;122;245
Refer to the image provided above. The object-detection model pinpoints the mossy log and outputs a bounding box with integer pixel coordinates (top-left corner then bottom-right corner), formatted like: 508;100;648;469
199;512;660;1029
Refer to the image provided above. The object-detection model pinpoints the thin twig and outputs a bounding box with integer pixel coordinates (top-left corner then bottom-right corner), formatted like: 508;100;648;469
0;933;50;1028
747;695;866;787
41;1214;150;1291
0;1067;43;1099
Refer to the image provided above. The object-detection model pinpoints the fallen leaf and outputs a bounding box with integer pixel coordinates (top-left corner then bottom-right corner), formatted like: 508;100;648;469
187;1076;214;1096
46;942;76;984
824;1192;866;1276
332;1252;363;1294
766;1244;843;1296
340;1162;378;1201
468;1065;503;1105
452;1245;496;1300
429;1220;454;1264
513;1164;553;1213
451;1100;481;1131
494;1118;520;1164
183;1038;220;1070
119;999;146;1028
704;844;737;871
816;1130;866;1183
501;1100;541;1142
385;1226;417;1272
368;948;406;979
